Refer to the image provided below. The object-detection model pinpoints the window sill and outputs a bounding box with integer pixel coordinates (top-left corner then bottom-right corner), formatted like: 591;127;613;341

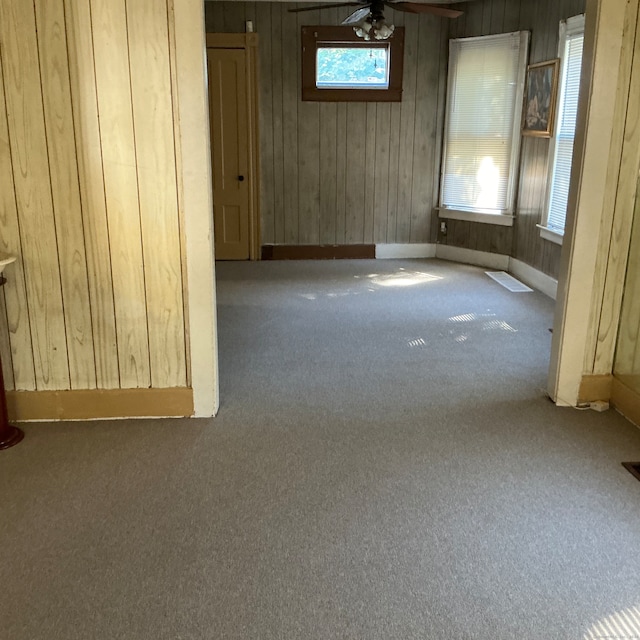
437;208;514;227
537;224;563;245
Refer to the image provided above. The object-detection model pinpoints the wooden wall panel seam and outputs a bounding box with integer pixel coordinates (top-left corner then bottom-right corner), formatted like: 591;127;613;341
123;0;154;384
66;0;121;389
167;0;192;387
61;0;101;389
0;43;37;390
1;0;71;390
33;0;74;390
36;0;98;390
126;0;187;388
92;0;151;388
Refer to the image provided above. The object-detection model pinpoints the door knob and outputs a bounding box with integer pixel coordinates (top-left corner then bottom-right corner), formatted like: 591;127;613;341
238;175;245;182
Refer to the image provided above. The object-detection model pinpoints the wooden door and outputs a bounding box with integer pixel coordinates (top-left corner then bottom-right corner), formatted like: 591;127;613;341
208;48;250;260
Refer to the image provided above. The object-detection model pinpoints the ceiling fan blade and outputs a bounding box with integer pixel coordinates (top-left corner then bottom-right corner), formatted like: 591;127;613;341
342;6;373;25
386;2;463;18
288;2;363;13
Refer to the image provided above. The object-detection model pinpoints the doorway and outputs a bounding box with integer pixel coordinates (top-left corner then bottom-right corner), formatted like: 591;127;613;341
206;34;260;260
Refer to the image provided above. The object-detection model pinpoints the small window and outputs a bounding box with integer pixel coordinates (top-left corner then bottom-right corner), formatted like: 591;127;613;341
302;26;404;101
316;46;389;89
439;32;529;218
540;14;585;243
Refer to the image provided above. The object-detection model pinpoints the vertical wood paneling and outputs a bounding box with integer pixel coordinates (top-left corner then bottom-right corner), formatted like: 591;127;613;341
297;7;320;244
396;16;418;242
166;0;191;387
374;103;391;243
386;96;402;243
91;0;150;388
0;0;190;395
0;58;15;391
0;295;14;391
0;43;36;391
335;102;348;243
0;0;70;390
411;15;442;243
363;103;377;244
345;103;367;243
270;4;285;243
282;4;299;243
490;0;507;35
65;0;120;389
127;0;186;388
207;2;447;248
223;1;246;32
319;6;338;244
35;0;96;389
319;103;338;243
257;2;275;243
593;4;640;374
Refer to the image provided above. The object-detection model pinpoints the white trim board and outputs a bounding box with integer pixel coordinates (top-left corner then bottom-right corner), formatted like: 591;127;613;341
375;243;437;259
438;209;515;227
509;258;558;299
435;244;510;270
174;0;219;417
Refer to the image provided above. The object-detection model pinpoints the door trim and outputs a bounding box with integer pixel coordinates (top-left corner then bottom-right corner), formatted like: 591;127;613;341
206;33;260;260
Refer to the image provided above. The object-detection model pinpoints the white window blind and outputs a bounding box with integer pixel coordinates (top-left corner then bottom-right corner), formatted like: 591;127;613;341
441;32;529;215
545;16;585;234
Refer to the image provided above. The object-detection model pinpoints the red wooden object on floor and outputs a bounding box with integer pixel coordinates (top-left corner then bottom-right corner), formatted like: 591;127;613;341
0;276;23;450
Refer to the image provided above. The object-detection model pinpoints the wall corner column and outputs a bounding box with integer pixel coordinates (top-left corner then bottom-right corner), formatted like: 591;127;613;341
172;0;218;417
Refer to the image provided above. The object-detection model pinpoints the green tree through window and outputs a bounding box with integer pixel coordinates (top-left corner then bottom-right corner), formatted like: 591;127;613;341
316;47;388;88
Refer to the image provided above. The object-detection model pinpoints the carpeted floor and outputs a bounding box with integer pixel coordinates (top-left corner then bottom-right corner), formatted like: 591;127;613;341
2;259;640;639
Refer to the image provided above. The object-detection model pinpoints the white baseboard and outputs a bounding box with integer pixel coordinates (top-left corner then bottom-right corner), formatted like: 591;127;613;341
435;244;510;270
375;243;437;259
508;258;558;299
375;244;558;299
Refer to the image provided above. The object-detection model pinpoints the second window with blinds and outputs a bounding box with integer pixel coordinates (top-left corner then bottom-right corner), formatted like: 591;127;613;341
439;31;530;226
538;14;586;244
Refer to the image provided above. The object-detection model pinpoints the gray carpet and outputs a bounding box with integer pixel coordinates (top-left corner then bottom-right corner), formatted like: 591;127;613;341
2;259;640;640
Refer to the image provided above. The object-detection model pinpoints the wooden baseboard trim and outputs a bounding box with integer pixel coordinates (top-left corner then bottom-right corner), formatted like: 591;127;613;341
578;374;613;403
7;388;194;422
611;377;640;427
261;244;375;260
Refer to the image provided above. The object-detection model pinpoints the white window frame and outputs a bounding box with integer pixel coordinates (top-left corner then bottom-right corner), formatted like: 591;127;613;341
538;14;586;245
438;31;529;226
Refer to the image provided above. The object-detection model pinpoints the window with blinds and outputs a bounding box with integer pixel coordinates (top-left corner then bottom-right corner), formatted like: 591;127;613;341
440;32;529;216
543;15;585;237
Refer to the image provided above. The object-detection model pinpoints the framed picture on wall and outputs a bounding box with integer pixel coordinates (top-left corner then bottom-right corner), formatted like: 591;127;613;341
522;59;560;137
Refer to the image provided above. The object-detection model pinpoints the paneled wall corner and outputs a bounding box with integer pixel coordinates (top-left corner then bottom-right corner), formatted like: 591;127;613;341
441;0;586;279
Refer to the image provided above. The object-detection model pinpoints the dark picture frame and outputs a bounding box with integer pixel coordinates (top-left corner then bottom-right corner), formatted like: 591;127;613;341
522;59;560;137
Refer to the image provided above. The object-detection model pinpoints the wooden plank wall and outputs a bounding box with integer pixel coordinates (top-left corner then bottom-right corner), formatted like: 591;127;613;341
207;0;585;279
440;0;586;275
205;1;448;245
0;0;188;391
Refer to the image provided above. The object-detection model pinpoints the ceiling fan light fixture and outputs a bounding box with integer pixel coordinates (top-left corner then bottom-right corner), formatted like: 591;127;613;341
353;15;395;41
373;20;395;40
353;19;373;41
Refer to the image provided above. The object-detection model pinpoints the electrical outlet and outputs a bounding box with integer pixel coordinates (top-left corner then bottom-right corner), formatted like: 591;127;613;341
440;221;447;235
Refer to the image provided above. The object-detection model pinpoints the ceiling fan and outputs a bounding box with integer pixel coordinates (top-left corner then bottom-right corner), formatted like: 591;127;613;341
289;0;463;40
